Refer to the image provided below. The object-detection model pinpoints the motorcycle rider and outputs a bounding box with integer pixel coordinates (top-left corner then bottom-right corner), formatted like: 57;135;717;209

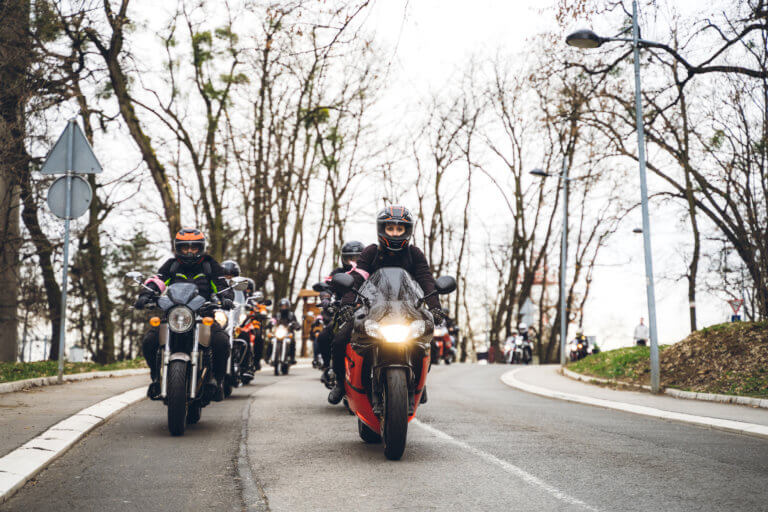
328;206;444;404
270;298;301;365
316;241;365;374
135;228;233;402
246;290;269;371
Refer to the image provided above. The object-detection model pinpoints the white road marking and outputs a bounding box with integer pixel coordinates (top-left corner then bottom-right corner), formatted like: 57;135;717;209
413;419;600;511
0;386;146;503
502;368;768;439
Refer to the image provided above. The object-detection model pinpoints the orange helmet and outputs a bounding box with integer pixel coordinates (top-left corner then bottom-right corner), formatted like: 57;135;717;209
174;228;206;264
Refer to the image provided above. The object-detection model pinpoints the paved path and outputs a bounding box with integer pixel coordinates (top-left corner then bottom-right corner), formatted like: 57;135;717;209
0;375;148;458
513;365;768;427
3;365;768;511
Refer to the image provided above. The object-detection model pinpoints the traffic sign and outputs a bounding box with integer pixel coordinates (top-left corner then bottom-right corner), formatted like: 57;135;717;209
728;299;744;316
46;175;92;219
40;119;102;174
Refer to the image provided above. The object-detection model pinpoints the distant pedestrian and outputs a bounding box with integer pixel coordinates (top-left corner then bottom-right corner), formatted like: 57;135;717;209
633;318;649;346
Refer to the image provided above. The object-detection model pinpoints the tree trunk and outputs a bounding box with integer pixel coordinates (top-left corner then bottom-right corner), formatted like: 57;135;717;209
0;0;30;361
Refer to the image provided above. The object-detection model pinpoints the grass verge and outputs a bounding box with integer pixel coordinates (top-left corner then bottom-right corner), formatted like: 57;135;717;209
0;358;147;384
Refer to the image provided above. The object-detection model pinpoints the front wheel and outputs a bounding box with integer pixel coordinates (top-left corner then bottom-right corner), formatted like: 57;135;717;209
281;363;289;375
358;418;382;443
382;368;409;460
167;360;188;436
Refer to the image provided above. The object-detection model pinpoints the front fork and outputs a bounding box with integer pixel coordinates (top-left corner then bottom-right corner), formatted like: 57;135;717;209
189;324;200;399
160;324;171;399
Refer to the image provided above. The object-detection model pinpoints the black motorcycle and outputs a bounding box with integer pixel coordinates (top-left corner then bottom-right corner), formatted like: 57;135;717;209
127;272;248;436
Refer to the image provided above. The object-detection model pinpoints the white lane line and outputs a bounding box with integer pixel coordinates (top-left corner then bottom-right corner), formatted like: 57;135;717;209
413;419;600;511
502;369;768;439
0;386;146;503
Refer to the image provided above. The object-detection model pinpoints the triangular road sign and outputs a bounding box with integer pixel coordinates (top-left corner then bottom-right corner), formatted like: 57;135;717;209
40;119;103;174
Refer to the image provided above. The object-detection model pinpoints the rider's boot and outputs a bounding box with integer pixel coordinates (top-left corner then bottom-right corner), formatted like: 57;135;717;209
328;381;345;404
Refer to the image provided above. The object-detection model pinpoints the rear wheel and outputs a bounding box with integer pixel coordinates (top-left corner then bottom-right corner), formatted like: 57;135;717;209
167;361;188;436
358;418;382;443
382;368;408;460
274;341;281;375
281;363;289;375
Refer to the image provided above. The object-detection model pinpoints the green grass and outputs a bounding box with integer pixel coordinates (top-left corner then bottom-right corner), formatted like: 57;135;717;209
567;346;669;381
0;358;147;383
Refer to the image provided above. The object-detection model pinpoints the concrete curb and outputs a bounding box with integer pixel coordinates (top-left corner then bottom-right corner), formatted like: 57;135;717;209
561;367;768;409
501;368;768;440
0;368;149;395
0;386;146;504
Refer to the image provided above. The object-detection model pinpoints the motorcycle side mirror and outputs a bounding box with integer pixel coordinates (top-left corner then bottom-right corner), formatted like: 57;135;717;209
435;276;457;295
312;281;330;293
124;271;143;284
230;277;249;291
331;273;354;293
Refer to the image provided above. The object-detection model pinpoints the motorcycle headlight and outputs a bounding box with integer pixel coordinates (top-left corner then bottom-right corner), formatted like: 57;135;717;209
364;320;380;338
239;312;248;324
214;310;228;328
275;325;288;339
410;320;426;337
379;324;410;343
168;306;194;333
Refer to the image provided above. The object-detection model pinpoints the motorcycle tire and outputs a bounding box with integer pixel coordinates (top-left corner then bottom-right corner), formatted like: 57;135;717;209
167;360;188;436
224;380;233;398
273;362;279;376
382;368;408;460
281;363;289;375
444;357;451;365
358;418;382;443
241;376;253;385
186;402;202;425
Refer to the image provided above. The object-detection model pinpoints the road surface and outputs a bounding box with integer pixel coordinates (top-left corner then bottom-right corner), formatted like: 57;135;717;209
3;365;767;511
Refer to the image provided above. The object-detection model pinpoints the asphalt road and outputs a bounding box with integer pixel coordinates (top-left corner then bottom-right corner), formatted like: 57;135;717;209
3;364;768;512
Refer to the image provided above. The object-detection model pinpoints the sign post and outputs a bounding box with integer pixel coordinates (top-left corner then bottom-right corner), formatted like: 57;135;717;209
41;119;102;382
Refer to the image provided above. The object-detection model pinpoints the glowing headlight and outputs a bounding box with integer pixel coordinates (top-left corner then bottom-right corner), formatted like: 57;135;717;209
168;306;194;333
275;325;288;339
379;324;410;343
214;310;228;328
410;320;426;337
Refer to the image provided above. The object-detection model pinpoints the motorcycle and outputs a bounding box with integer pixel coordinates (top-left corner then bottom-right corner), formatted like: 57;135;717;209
519;336;533;364
431;325;453;365
215;288;250;397
268;322;297;375
331;269;456;460
569;338;590;362
126;271;248;436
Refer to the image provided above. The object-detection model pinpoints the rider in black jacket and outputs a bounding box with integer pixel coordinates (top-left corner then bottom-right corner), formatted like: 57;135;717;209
327;206;444;404
271;298;300;364
315;241;365;371
135;228;233;402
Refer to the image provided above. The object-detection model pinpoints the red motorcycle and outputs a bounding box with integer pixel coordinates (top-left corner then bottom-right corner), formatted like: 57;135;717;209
332;269;456;460
431;325;453;365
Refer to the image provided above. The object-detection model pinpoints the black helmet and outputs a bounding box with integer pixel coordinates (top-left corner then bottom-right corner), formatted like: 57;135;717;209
340;240;365;267
376;205;414;252
221;260;240;277
174;228;206;264
278;298;291;311
244;277;255;295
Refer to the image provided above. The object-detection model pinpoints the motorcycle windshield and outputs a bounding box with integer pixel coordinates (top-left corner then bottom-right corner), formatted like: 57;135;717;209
358;268;424;324
166;282;200;305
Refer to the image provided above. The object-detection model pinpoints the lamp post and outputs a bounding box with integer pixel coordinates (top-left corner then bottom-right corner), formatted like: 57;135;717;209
531;160;570;366
565;0;661;392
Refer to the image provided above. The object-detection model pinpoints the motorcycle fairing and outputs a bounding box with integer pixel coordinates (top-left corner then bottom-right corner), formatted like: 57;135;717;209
345;344;381;433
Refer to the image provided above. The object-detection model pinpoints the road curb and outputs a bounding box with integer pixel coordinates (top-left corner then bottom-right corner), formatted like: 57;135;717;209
501;368;768;440
0;386;146;504
0;368;149;395
561;367;768;409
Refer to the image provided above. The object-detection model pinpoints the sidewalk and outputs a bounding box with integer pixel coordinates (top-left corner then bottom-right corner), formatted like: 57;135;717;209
508;365;768;429
0;374;147;458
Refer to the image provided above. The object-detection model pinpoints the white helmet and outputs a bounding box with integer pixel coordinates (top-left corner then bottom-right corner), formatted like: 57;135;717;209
518;322;528;332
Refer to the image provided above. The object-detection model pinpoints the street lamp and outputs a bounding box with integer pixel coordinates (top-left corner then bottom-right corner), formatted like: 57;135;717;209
566;0;661;393
530;163;570;366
